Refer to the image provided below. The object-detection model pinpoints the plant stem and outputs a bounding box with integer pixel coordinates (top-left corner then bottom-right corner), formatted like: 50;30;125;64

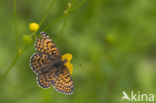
59;14;68;36
0;52;20;82
43;0;86;31
30;32;36;37
14;0;19;49
43;15;65;31
71;0;86;11
0;0;21;82
39;0;56;27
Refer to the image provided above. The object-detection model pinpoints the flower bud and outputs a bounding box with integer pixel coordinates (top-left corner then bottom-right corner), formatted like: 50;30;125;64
29;23;39;32
23;35;32;44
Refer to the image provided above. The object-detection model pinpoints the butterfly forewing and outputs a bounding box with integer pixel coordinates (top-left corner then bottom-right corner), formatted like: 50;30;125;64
30;52;51;74
35;32;60;56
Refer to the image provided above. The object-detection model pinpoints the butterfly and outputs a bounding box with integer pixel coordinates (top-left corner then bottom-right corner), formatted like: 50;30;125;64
30;32;74;95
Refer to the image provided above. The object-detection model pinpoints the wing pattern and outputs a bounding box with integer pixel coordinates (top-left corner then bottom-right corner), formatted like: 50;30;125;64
30;32;74;95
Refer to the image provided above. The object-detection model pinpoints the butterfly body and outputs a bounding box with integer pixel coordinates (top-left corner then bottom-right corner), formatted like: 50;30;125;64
30;32;74;95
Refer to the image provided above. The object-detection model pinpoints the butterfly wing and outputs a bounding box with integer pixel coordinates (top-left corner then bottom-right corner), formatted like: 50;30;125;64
35;32;60;57
53;67;74;95
37;69;57;88
31;32;74;94
30;52;52;74
37;66;74;95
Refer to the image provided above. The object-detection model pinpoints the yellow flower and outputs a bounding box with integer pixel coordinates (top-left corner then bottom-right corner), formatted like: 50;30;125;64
62;53;73;75
29;23;39;32
62;53;72;62
64;62;73;75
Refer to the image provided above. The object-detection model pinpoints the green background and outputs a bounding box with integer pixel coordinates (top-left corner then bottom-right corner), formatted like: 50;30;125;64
0;0;156;103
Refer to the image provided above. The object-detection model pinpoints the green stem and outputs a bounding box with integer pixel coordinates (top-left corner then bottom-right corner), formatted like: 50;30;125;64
43;0;86;31
0;44;31;82
43;15;65;31
71;0;86;11
32;32;37;39
14;0;19;49
59;14;68;36
0;0;22;82
0;52;20;82
39;0;56;27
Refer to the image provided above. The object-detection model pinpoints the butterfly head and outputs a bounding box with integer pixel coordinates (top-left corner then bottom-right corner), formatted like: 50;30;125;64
40;32;46;35
40;32;50;38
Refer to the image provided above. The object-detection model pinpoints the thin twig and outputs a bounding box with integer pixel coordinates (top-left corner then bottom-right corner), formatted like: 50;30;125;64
0;0;21;82
43;15;65;31
0;52;20;82
39;0;56;27
14;0;19;48
44;0;86;31
59;15;68;36
71;0;87;11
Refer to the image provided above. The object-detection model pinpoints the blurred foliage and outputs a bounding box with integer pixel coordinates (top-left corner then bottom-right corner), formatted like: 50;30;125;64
0;0;156;103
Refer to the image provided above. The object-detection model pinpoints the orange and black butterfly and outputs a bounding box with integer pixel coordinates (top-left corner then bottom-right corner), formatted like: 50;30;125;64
30;32;74;95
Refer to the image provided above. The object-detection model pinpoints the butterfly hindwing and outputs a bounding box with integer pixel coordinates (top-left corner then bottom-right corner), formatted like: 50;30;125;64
53;67;74;95
37;69;57;88
37;66;74;95
35;32;60;56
